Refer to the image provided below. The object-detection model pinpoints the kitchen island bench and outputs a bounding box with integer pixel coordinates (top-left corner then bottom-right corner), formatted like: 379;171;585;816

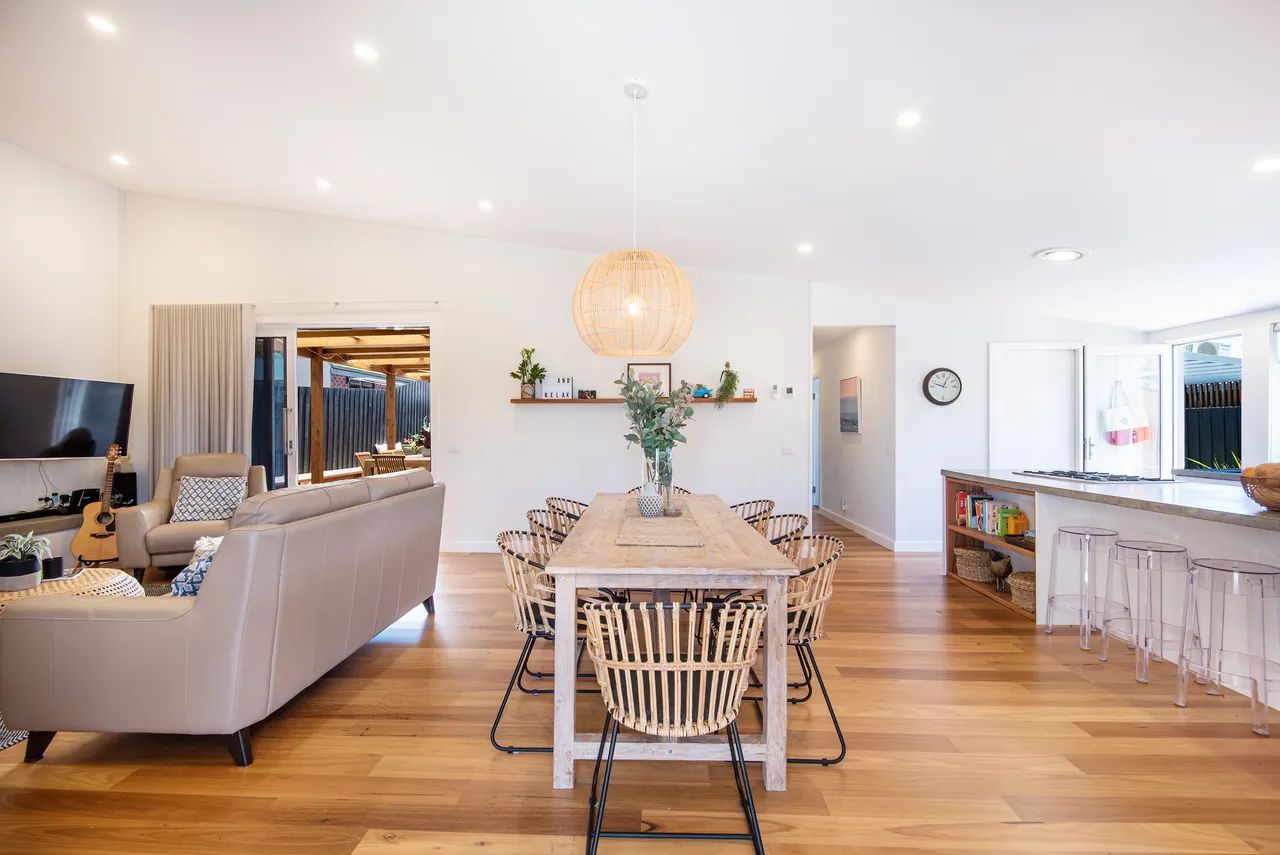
941;469;1280;623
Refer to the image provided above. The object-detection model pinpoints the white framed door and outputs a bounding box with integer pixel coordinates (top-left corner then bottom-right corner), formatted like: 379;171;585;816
989;343;1084;470
254;323;299;487
1083;344;1174;478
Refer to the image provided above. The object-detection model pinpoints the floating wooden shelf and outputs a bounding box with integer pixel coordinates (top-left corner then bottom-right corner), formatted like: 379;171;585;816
510;397;757;405
945;524;1035;557
946;571;1035;621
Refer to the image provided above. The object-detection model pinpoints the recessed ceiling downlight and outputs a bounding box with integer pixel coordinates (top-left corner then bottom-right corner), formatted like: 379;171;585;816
896;109;922;129
353;42;379;63
315;178;332;191
797;242;814;255
109;153;129;167
1254;157;1280;174
478;199;494;212
1034;247;1086;263
87;14;116;34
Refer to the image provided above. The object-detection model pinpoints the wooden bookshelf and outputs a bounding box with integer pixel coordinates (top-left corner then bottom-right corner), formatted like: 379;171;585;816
943;474;1038;622
510;397;757;405
945;524;1035;558
946;571;1035;621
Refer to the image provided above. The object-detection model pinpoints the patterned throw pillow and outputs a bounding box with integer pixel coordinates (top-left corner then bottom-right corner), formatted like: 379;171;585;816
170;476;247;522
170;535;223;596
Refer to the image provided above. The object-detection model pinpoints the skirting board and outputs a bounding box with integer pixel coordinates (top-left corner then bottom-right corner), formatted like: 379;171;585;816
816;507;894;551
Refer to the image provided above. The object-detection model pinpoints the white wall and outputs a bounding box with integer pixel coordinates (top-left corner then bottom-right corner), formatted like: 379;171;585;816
0;139;121;517
119;194;813;551
1148;307;1280;466
812;282;1145;551
813;326;896;548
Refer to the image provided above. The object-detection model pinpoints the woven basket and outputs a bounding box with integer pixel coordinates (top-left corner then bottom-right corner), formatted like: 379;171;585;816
955;546;995;583
1241;475;1280;511
1008;571;1036;612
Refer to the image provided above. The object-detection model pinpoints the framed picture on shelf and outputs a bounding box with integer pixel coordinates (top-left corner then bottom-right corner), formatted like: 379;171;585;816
840;376;861;433
627;362;672;394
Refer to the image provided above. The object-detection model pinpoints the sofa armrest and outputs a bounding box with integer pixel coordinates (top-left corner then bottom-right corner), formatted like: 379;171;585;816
0;596;197;734
116;498;171;570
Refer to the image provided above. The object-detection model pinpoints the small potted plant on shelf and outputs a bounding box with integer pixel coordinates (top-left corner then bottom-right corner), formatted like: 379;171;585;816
714;360;740;409
0;531;52;592
402;418;431;454
510;348;548;399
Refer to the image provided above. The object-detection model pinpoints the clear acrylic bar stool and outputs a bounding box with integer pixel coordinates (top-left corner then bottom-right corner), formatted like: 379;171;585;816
1176;559;1280;736
1044;526;1120;650
1099;540;1190;682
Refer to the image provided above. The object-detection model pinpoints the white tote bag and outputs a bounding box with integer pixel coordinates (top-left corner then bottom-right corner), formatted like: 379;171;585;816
1102;381;1150;446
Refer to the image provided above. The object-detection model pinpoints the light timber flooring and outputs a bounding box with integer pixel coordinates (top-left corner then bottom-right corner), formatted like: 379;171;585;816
1;511;1277;854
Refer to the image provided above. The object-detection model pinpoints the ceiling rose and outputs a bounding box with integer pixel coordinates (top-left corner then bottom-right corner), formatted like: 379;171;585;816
573;80;694;357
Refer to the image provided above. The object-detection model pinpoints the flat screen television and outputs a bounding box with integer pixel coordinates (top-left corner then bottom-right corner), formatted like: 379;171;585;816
0;372;134;459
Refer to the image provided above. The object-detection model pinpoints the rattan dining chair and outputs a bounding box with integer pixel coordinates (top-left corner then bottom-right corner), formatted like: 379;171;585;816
371;451;408;474
491;530;614;755
527;508;571;540
730;499;775;525
582;601;769;855
743;534;846;766
752;513;809;561
627;485;691;495
546;496;589;529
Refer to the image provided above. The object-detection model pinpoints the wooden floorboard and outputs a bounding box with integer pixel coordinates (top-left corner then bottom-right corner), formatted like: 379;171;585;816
1;510;1274;853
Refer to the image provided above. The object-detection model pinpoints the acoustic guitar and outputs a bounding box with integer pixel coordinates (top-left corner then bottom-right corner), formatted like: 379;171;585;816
71;443;123;564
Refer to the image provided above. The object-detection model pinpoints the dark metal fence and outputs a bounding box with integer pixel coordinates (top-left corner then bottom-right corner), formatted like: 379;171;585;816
1184;406;1241;471
298;382;430;475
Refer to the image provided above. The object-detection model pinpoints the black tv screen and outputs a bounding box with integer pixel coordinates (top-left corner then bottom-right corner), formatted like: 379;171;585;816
0;372;134;459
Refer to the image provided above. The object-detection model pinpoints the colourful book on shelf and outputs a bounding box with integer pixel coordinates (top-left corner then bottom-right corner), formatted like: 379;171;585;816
997;507;1021;536
968;494;992;529
955;491;971;526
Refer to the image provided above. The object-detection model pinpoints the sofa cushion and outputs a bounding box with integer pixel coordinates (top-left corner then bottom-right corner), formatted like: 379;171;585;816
169;453;250;504
366;469;433;501
232;479;371;528
170;535;223;596
170;475;247;522
145;520;232;554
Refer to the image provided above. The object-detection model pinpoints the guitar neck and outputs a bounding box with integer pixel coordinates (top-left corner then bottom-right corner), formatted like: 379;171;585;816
101;460;115;510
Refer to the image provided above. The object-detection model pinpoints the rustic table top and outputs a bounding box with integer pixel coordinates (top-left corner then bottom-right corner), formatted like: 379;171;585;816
545;493;798;578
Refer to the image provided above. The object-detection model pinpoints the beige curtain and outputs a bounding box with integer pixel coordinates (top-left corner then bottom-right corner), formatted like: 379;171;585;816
149;304;250;480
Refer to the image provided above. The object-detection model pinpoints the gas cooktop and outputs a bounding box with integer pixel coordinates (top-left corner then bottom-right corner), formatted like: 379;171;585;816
1017;470;1174;483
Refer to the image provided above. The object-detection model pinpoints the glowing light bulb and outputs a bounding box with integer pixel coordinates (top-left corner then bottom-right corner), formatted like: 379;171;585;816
624;295;645;317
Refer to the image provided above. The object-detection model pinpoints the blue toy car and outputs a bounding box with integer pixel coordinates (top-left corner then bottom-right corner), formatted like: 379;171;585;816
693;384;712;398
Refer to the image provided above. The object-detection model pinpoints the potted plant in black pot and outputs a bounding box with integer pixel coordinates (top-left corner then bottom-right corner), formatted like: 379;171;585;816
0;532;52;592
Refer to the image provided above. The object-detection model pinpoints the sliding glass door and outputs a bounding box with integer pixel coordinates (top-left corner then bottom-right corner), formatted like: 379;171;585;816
252;326;299;488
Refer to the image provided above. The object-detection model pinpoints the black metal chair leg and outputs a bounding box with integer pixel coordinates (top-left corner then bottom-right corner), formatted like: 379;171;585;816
23;731;55;763
489;634;551;754
586;719;620;855
516;635;547;695
726;722;749;809
730;721;767;855
586;712;612;840
520;636;592;687
788;641;846;766
790;642;815;702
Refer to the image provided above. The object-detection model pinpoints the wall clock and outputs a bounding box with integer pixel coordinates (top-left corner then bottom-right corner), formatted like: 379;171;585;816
923;367;962;406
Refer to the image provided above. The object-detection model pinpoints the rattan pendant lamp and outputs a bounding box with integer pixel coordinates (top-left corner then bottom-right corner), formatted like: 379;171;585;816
573;79;695;358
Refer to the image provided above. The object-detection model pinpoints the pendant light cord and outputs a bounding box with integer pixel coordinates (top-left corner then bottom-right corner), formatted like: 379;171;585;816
631;86;638;249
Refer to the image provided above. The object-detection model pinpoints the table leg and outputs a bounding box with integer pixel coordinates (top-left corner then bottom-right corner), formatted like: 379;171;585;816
762;575;787;791
553;573;578;789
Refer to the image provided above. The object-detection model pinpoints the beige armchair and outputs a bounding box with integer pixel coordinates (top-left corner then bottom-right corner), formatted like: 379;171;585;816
116;453;267;571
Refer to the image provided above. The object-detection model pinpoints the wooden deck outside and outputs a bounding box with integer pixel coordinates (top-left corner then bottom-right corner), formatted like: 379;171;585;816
1;512;1276;854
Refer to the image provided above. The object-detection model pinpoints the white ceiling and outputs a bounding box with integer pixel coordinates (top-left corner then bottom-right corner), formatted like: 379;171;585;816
1;0;1278;331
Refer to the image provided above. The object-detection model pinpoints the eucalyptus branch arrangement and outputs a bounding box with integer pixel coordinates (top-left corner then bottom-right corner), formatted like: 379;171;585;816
714;360;740;409
617;374;695;486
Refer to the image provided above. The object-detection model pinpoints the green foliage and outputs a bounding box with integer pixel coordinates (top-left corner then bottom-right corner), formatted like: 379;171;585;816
402;417;431;453
1186;452;1242;472
510;348;548;385
714;361;739;409
616;373;696;457
0;531;52;561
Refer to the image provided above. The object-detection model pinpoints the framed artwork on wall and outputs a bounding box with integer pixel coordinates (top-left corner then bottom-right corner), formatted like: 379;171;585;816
840;376;861;433
627;362;672;394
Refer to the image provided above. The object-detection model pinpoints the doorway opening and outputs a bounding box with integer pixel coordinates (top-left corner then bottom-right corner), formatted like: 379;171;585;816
251;326;431;488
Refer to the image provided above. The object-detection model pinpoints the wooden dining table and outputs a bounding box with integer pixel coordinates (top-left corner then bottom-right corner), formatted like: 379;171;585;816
544;492;799;792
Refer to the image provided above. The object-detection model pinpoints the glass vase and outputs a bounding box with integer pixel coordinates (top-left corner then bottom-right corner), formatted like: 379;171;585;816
642;447;678;517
